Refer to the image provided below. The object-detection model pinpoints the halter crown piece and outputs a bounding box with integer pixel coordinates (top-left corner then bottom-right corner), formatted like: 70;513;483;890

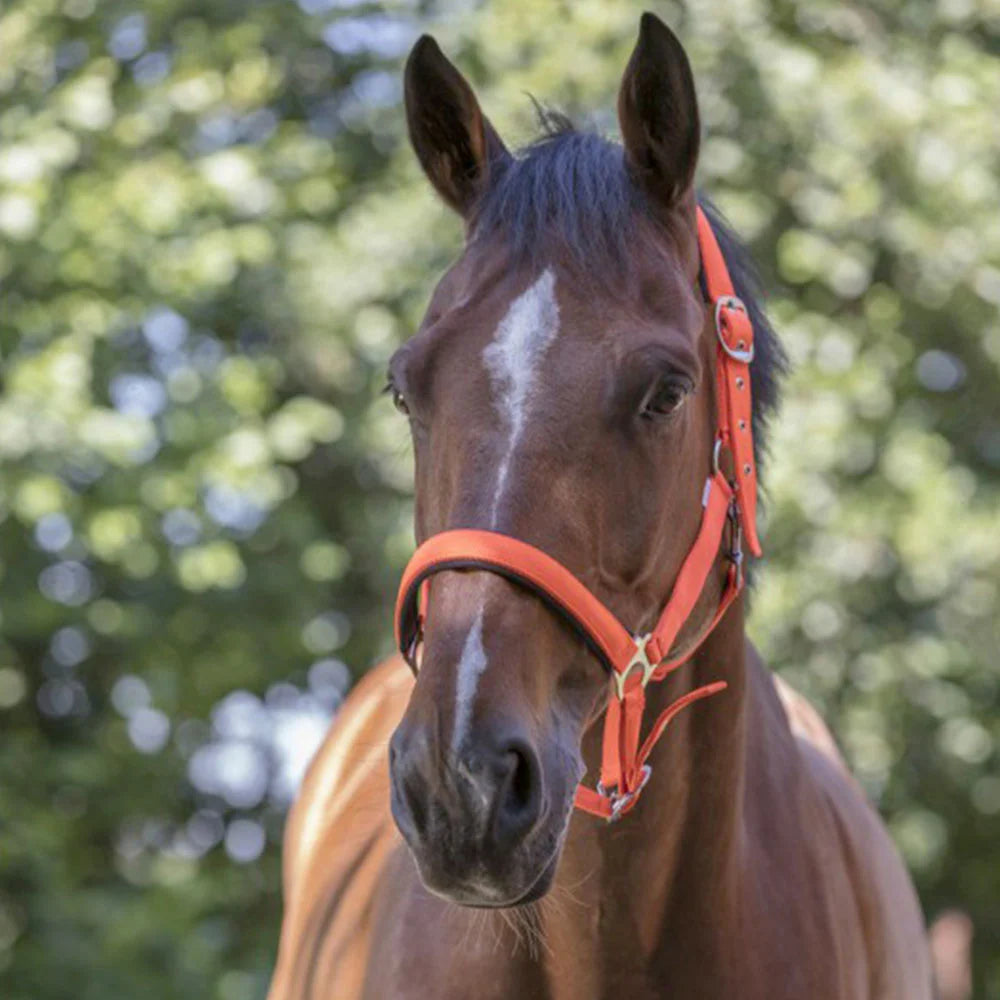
394;207;760;821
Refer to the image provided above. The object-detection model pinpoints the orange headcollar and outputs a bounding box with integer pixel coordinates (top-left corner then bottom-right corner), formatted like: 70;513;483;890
395;206;759;821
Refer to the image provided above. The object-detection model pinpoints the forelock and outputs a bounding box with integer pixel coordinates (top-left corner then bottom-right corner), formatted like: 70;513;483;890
467;113;787;480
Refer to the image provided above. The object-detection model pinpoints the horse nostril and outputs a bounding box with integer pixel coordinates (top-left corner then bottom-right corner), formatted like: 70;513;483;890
508;748;533;811
493;740;542;847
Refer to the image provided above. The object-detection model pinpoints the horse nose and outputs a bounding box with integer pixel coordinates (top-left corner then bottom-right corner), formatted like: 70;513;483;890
389;721;544;857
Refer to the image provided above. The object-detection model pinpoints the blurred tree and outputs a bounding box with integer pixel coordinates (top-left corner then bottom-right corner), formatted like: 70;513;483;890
0;0;997;997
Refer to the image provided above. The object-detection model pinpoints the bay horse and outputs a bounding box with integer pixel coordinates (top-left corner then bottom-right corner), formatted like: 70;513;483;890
268;14;933;999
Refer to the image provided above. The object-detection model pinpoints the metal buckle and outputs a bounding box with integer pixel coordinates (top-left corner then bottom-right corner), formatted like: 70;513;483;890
599;765;653;823
714;295;754;363
612;634;657;700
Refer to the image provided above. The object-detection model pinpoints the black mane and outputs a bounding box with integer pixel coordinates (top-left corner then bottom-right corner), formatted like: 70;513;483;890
471;115;787;474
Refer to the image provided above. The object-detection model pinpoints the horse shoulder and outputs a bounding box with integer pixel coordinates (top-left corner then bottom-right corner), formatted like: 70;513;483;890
771;672;848;774
268;656;412;1000
761;661;933;999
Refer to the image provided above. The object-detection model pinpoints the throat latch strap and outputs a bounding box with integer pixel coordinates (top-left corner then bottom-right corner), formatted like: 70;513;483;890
393;206;760;822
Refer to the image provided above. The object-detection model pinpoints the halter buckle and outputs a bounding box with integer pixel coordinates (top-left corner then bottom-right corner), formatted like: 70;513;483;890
715;295;754;363
612;634;657;700
598;764;653;823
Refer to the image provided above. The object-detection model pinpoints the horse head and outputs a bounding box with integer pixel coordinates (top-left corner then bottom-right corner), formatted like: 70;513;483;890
389;14;745;907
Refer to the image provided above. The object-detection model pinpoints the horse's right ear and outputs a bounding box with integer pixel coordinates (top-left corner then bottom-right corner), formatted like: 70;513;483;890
404;36;510;218
618;13;700;211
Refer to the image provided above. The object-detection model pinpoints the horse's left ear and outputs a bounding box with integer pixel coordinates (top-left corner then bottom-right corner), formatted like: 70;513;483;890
618;13;700;210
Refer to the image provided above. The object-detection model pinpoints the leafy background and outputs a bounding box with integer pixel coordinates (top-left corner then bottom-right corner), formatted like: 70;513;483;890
1;0;998;997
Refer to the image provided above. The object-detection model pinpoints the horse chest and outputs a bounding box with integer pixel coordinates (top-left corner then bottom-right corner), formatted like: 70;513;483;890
363;856;853;1000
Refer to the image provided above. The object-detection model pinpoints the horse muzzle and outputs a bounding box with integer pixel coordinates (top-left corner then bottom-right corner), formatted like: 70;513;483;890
389;716;566;906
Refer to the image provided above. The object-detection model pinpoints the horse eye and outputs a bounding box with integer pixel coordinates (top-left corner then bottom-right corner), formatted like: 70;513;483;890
640;377;691;420
391;387;410;416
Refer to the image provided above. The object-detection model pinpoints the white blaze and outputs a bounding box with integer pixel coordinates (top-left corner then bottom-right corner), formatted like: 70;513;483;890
481;268;561;526
451;269;560;749
452;607;488;752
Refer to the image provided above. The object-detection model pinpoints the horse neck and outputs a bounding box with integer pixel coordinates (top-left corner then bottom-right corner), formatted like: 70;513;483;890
551;595;750;965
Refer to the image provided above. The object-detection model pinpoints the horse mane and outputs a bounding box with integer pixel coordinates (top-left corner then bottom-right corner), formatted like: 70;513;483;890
470;110;787;475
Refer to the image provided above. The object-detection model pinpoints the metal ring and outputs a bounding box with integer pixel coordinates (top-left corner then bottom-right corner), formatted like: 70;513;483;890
607;764;653;823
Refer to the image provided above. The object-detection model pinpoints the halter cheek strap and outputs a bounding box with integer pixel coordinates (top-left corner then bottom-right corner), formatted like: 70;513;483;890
394;206;759;821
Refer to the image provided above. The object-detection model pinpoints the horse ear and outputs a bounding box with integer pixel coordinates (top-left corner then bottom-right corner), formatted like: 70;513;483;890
618;13;700;209
404;35;510;218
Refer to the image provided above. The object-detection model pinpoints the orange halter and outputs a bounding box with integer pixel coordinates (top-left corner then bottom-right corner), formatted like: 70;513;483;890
395;207;760;821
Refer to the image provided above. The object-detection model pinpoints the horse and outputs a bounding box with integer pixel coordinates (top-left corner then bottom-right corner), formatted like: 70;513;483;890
267;14;933;999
